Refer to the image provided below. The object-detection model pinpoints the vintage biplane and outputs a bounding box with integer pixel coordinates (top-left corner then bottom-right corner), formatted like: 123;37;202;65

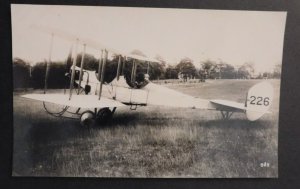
21;26;274;127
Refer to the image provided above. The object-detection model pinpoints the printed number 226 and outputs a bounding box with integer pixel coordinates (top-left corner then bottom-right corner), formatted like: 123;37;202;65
249;96;270;106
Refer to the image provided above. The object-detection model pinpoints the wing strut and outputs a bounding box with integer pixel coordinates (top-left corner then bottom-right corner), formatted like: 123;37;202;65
131;59;137;84
77;44;86;94
97;50;103;80
220;111;234;120
69;39;79;100
121;56;126;76
98;49;107;100
44;33;54;94
116;55;122;81
95;51;103;96
147;61;150;75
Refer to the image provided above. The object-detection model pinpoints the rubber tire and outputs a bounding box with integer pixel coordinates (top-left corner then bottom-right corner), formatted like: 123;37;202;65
80;110;95;128
96;108;112;125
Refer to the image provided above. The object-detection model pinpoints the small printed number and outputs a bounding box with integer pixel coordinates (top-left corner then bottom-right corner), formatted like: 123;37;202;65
264;97;270;106
257;97;263;105
250;96;256;104
260;162;270;168
249;96;270;106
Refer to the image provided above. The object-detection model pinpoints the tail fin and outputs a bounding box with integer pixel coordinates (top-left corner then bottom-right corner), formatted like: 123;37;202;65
245;81;274;121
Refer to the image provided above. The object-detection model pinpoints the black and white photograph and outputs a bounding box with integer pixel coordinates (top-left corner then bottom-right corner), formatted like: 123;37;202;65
11;4;286;177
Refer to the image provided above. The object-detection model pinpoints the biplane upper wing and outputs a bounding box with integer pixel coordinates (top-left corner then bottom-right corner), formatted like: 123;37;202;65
32;25;159;63
125;54;159;63
22;94;125;108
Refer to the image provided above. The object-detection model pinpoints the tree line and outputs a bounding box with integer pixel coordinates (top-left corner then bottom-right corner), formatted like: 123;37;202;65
13;52;281;89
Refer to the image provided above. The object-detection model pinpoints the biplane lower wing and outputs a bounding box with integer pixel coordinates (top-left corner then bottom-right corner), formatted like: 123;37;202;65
22;94;126;108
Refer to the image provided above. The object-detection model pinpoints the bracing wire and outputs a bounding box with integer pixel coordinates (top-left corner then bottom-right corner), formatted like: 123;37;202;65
42;102;79;119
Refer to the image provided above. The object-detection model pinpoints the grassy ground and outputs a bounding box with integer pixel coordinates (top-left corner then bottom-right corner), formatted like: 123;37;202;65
12;79;280;177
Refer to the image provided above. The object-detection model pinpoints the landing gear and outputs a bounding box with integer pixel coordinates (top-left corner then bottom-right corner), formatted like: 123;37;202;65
220;111;234;120
96;108;113;124
79;107;116;128
80;110;96;128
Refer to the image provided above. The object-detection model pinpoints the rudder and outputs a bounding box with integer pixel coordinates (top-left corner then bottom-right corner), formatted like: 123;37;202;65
245;81;274;121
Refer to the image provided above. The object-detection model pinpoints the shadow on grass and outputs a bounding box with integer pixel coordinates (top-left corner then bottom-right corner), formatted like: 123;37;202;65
22;111;148;140
13;111;151;176
15;110;273;145
200;119;272;130
101;112;146;127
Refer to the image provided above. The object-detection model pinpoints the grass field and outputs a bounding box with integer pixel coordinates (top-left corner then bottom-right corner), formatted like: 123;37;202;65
12;79;280;177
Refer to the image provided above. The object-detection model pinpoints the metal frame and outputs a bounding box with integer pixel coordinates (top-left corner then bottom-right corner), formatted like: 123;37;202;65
116;55;122;81
220;111;234;120
69;39;79;100
44;33;54;94
77;44;86;94
98;49;108;100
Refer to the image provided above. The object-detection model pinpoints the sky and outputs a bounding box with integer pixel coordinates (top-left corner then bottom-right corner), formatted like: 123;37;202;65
11;4;287;72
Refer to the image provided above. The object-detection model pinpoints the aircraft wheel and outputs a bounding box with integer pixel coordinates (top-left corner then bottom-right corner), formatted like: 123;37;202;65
80;110;96;128
96;108;112;125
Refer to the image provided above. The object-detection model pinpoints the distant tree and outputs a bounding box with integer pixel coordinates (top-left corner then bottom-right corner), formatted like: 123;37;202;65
118;50;147;87
256;73;263;79
75;53;99;70
75;52;122;83
237;62;255;79
13;58;31;89
165;65;178;79
272;64;282;79
262;72;270;79
176;57;196;80
216;62;236;79
31;61;45;89
65;48;73;72
198;68;207;81
201;60;217;79
31;61;69;89
104;55;119;83
148;62;165;80
153;54;167;79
